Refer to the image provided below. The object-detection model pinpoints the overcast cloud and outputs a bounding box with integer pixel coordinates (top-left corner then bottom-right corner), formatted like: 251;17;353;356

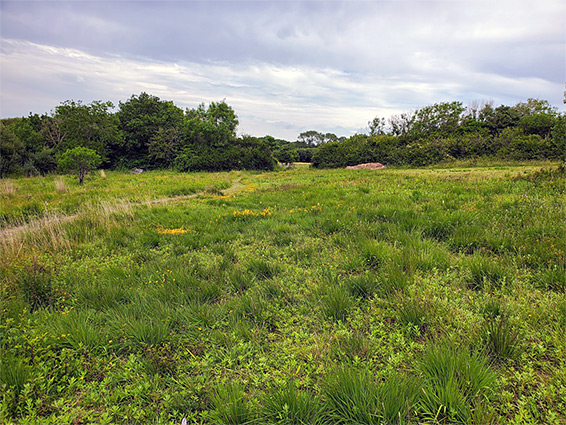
1;0;564;140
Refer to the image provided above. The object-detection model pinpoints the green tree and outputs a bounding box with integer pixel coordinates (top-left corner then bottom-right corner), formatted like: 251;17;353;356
184;101;239;148
116;93;183;168
409;101;465;139
48;100;122;162
368;116;387;136
58;147;102;184
0;122;25;177
148;127;183;168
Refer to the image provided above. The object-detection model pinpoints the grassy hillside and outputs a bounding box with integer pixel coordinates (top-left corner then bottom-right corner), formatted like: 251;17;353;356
1;163;565;424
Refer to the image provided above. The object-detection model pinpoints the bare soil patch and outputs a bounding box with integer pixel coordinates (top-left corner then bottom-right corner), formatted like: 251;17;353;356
345;163;387;170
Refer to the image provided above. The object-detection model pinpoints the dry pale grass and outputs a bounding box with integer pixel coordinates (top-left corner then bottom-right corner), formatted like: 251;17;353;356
0;211;72;269
0;200;135;269
55;179;67;193
1;180;17;196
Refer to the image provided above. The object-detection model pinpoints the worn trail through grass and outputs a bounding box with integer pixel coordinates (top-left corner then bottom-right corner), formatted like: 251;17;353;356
0;174;244;243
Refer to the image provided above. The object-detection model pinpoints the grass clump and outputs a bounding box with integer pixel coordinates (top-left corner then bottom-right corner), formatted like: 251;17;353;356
321;284;354;322
481;314;520;363
209;383;255;425
321;367;421;424
464;254;509;290
418;343;497;424
261;380;321;425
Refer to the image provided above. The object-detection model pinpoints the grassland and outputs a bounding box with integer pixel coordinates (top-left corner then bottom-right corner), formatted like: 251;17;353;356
1;162;565;424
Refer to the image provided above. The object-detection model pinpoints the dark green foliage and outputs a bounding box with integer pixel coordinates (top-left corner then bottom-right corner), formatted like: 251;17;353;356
0;122;25;177
312;99;561;169
50;100;122;162
115;92;184;168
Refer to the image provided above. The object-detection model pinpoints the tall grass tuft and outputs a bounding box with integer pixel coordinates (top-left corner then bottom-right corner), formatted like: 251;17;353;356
360;240;393;270
246;258;279;280
345;271;379;300
55;179;67;192
321;367;381;424
332;330;370;361
321;367;421;424
418;343;497;423
0;352;29;393
378;264;411;296
1;180;17;196
537;265;566;293
465;254;509;290
395;295;433;334
380;373;422;425
209;383;255;425
15;258;54;311
262;380;321;424
481;315;519;363
321;285;354;322
46;309;104;350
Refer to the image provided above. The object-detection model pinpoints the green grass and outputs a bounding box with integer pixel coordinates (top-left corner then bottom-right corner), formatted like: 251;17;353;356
1;163;565;424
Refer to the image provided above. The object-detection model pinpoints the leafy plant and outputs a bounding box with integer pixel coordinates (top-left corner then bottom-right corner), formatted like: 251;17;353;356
58;146;102;184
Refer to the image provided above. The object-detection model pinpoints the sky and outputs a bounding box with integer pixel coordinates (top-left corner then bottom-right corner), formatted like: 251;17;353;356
1;0;564;140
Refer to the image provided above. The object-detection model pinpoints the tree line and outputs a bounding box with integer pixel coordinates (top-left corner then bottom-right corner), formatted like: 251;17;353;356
313;99;565;168
1;94;564;178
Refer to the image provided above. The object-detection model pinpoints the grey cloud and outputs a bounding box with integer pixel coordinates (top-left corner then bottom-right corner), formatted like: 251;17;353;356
1;0;564;139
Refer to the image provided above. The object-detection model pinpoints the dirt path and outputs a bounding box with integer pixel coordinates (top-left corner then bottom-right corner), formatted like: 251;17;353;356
0;176;245;242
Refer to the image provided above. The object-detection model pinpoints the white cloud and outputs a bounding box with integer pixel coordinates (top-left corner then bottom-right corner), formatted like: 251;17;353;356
1;0;564;140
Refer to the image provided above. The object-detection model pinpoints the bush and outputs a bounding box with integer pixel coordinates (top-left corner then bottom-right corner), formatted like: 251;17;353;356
58;147;102;184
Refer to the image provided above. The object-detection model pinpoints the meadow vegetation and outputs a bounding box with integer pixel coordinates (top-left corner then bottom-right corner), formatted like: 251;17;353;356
1;162;565;424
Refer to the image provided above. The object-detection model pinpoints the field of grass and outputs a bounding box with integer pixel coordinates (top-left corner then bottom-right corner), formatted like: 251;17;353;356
1;162;565;424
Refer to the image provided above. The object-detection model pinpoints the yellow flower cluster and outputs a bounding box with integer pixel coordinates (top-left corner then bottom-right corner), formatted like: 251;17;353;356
217;207;272;220
289;203;323;213
139;270;175;288
233;207;272;218
156;226;195;235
